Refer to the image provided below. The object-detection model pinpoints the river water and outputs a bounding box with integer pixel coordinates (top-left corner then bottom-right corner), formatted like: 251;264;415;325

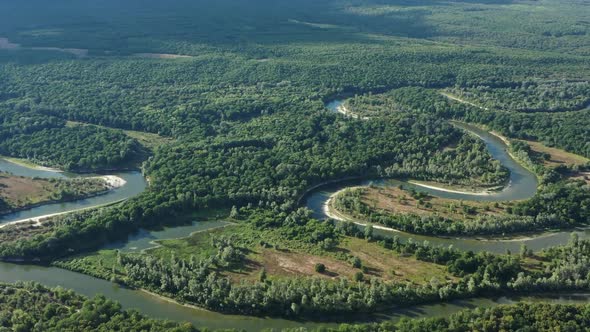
0;106;588;330
311;100;590;254
0;159;146;225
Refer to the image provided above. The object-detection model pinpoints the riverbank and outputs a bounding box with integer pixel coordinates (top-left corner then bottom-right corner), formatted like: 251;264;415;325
440;91;489;111
323;188;403;234
0;37;88;57
139;288;210;311
98;175;127;189
0;198;126;230
1;156;63;173
336;103;370;120
408;180;503;195
324;186;582;244
0;175;127;229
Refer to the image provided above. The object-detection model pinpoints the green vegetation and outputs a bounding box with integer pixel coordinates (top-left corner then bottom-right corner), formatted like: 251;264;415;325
53;206;590;319
1;0;590;329
0;113;509;261
384;87;590;159
4;281;590;332
331;128;590;236
0;282;197;331
0;107;145;171
332;177;590;236
296;303;590;332
445;81;590;113
0;172;109;214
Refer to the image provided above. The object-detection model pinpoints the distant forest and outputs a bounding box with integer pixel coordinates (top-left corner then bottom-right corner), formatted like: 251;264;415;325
0;0;589;330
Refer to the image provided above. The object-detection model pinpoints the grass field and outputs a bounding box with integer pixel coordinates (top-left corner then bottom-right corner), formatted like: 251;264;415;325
521;140;589;168
66;121;172;151
57;217;453;287
148;222;452;285
0;172;108;213
355;186;510;221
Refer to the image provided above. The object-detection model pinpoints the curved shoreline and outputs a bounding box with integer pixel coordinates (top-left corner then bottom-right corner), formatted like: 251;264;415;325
311;99;590;252
0;199;126;229
0;95;584;329
324;187;581;243
0;156;64;173
407;180;503;196
0;175;128;229
335;104;370;120
323;188;402;233
97;175;127;189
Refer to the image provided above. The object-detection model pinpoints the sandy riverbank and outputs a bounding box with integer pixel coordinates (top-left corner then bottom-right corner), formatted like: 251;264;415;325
440;92;489;111
139;289;212;313
36;165;63;172
1;157;64;173
408;180;502;196
323;189;401;233
98;175;127;189
0;37;87;57
323;187;571;243
336;104;370;120
0;176;127;229
0;211;69;229
135;53;193;59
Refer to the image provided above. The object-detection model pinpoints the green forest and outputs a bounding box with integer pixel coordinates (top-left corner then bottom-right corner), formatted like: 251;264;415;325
2;282;590;332
0;0;589;330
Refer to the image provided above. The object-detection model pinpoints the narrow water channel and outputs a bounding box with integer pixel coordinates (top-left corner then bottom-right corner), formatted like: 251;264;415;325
310;100;589;253
0;159;147;225
0;104;587;331
1;259;589;331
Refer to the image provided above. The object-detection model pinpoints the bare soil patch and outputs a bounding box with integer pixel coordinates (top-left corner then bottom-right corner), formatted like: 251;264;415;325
228;239;452;285
0;172;109;213
362;186;509;221
0;37;87;57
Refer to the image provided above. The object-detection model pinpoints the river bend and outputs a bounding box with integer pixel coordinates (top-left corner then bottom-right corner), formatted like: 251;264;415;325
0;103;588;330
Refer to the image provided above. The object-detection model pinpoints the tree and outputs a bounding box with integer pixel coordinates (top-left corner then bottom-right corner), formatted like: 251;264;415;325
259;268;267;282
230;205;239;219
352;257;362;269
520;244;528;258
290;302;301;315
364;225;374;240
354;272;364;282
314;263;326;273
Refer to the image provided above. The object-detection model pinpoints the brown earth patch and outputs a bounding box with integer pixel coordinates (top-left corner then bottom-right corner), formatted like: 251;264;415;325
520;139;589;168
571;172;590;185
339;238;454;284
0;172;108;213
226;239;453;285
362;186;508;221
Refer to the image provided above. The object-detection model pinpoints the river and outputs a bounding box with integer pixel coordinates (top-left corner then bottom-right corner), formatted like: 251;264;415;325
0;106;588;330
310;100;590;254
0;159;146;225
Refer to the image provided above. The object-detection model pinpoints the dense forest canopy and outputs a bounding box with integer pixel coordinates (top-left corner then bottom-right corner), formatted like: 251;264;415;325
0;0;589;330
1;0;589;55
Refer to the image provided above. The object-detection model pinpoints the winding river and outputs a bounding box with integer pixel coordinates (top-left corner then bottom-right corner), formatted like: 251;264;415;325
0;159;146;225
0;103;589;330
308;100;590;254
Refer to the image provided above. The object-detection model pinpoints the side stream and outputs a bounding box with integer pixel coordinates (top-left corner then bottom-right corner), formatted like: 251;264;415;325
0;103;588;331
311;100;589;253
